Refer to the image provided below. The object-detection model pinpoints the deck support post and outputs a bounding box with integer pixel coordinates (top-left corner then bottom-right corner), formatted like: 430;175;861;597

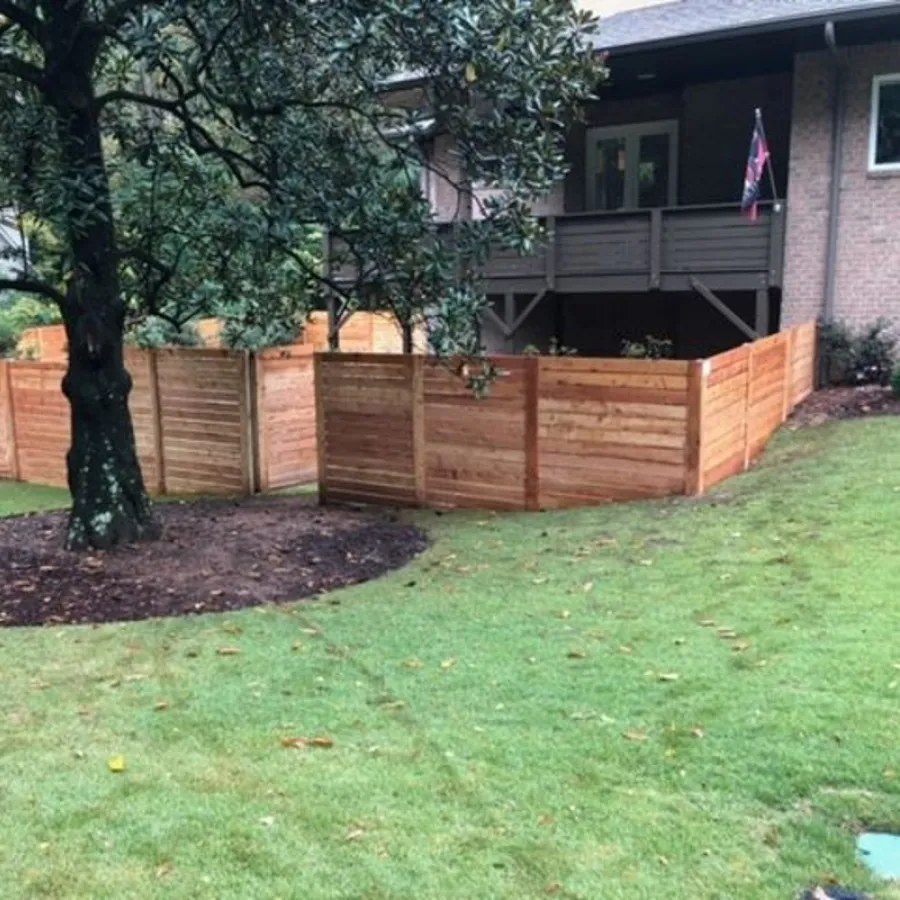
755;288;770;337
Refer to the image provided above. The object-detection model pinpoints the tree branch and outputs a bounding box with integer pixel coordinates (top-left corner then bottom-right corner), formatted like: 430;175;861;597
0;278;65;306
0;53;43;88
102;0;164;29
0;1;43;44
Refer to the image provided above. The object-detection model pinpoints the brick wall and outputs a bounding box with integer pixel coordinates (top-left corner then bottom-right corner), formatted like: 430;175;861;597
783;42;900;327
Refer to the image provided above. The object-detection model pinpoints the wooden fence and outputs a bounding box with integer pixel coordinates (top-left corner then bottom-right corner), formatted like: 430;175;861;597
0;345;317;495
14;311;422;360
316;322;817;511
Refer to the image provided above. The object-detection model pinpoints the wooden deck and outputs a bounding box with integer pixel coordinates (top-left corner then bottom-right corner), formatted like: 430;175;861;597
329;202;787;295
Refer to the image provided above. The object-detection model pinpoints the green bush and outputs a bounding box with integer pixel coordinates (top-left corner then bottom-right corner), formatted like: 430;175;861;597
892;368;900;399
621;334;674;360
818;318;896;387
220;317;301;351
0;294;62;357
127;316;200;349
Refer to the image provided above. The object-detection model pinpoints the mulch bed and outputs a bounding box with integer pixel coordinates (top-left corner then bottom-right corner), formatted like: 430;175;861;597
789;385;900;428
0;497;427;627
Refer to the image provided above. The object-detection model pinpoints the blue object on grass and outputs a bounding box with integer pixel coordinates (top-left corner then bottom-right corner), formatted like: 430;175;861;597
857;832;900;880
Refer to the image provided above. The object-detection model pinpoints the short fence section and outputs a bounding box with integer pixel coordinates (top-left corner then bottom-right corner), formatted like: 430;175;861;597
0;346;316;495
317;322;817;511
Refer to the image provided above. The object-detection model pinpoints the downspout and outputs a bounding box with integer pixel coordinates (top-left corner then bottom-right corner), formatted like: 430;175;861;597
823;20;846;323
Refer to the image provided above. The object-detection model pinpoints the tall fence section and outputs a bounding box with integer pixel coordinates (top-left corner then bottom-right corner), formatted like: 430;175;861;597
317;323;817;511
0;345;316;495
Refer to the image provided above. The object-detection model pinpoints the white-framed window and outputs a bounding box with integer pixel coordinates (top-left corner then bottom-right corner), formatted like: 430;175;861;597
869;74;900;172
585;120;678;211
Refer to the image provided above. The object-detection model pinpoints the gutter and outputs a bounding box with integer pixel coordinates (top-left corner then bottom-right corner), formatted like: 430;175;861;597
823;20;847;323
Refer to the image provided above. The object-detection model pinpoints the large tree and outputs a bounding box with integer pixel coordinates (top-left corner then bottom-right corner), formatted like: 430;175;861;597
0;0;601;550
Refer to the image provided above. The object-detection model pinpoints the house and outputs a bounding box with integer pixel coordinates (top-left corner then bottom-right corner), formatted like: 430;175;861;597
330;0;900;359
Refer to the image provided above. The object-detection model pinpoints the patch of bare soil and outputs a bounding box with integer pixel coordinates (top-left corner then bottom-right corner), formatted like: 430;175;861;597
0;497;427;627
789;385;900;428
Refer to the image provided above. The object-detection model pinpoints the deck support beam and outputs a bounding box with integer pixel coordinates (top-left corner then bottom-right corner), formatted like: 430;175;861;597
755;288;770;337
690;276;759;342
484;289;549;351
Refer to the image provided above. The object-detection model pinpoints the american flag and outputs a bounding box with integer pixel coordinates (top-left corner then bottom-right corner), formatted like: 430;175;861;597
741;110;770;222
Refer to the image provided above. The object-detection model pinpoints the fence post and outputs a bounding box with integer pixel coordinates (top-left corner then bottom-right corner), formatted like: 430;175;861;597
524;356;540;510
411;355;426;505
1;361;19;481
250;353;266;494
237;351;254;496
685;358;707;496
146;350;166;495
743;344;755;471
781;326;795;421
315;354;328;505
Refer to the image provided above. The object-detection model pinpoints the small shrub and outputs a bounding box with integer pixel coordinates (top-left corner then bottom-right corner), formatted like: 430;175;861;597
892;368;900;398
621;334;674;360
522;337;577;357
818;317;896;387
127;316;200;349
854;318;895;386
221;317;301;351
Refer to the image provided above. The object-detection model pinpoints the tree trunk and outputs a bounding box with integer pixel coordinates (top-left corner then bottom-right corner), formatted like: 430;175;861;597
46;12;159;550
62;330;159;551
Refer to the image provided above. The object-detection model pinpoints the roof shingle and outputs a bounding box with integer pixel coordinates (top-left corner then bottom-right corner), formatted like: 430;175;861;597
592;0;900;51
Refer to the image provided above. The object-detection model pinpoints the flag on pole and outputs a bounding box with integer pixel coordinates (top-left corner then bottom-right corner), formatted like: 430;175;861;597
741;109;771;222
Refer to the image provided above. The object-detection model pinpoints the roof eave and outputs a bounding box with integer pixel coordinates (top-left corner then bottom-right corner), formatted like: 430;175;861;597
597;2;899;56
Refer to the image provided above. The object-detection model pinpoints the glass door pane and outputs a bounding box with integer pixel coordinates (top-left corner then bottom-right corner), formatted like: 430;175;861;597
637;132;671;208
592;137;627;211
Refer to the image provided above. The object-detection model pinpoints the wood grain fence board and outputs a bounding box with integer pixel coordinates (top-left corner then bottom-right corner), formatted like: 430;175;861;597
0;361;17;479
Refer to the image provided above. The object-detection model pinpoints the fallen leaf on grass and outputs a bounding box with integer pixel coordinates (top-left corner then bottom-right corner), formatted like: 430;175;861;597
538;814;554;826
546;883;561;895
567;649;587;660
345;827;366;842
623;729;648;742
618;645;633;654
380;700;406;711
558;609;571;620
403;657;424;669
217;646;241;656
221;622;241;634
717;629;738;639
583;582;594;593
690;727;705;739
440;658;457;670
674;637;687;646
107;755;127;773
259;815;276;827
658;673;680;683
156;862;173;879
280;736;334;750
698;619;717;627
153;701;169;712
291;641;305;652
300;628;321;637
732;641;751;652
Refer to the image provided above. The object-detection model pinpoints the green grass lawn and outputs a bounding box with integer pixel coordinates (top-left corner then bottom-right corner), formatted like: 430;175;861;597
2;419;900;899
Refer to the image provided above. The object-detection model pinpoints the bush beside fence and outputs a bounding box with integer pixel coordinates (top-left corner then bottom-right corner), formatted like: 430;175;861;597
316;323;817;512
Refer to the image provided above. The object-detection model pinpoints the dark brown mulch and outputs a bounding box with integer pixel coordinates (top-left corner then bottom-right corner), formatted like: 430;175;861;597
0;497;427;627
789;385;900;428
